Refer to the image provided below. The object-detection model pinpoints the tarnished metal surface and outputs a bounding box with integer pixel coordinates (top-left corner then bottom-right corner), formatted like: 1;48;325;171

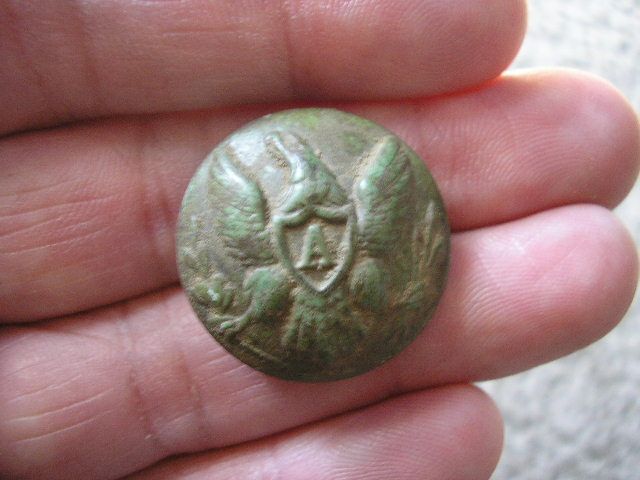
177;108;449;381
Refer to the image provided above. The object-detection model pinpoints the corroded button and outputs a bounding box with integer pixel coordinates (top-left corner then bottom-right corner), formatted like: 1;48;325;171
177;108;449;382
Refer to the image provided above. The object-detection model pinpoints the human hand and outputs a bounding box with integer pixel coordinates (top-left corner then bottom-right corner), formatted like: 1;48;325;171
1;1;638;478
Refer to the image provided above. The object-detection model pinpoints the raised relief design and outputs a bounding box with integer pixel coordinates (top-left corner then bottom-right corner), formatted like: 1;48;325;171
178;111;449;382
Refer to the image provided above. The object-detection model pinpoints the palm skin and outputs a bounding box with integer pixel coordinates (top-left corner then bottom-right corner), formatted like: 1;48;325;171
0;1;638;479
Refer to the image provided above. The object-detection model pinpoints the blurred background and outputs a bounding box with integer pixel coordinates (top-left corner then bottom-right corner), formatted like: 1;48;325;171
482;1;640;478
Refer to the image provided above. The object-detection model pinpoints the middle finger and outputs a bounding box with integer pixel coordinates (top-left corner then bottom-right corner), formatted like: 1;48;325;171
0;70;637;322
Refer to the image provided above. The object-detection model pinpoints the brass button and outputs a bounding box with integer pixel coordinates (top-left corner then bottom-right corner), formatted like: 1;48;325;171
177;108;449;381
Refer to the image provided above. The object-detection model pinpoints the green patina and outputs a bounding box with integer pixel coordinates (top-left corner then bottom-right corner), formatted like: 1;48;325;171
177;108;449;382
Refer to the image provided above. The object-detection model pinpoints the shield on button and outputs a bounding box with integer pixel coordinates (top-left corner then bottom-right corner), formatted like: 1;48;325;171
274;205;355;294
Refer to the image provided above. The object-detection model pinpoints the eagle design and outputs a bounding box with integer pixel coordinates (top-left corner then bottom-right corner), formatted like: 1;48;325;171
185;131;441;361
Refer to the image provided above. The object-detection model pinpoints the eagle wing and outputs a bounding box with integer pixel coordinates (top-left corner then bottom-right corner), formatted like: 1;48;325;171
354;136;412;257
209;148;276;266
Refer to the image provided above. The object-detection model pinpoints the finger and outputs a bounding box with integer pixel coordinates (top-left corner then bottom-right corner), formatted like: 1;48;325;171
1;71;638;322
128;386;502;480
0;205;635;479
0;0;526;135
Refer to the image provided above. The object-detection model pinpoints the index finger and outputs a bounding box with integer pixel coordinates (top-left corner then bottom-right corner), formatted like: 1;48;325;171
0;0;526;135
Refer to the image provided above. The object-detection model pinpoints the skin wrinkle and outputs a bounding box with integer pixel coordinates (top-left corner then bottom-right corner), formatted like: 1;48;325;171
0;332;31;356
116;302;171;459
222;375;277;411
0;204;635;478
0;334;116;472
16;256;122;311
0;1;637;476
0;175;78;200
454;230;545;370
197;343;243;374
66;0;106;119
134;120;177;283
0;325;106;379
252;433;288;480
377;354;416;401
37;324;119;349
0;1;55;126
3;372;85;406
279;0;301;98
0;0;528;136
136;290;410;452
11;409;114;446
126;387;502;480
1;71;636;323
0;356;54;381
0;324;111;383
0;194;118;223
1;220;111;256
163;293;213;450
470;234;517;318
7;387;114;426
531;236;584;294
0;215;74;248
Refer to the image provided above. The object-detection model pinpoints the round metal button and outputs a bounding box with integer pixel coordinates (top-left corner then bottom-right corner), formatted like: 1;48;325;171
177;108;449;382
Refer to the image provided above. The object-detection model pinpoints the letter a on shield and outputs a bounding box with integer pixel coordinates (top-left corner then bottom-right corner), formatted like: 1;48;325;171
296;224;336;270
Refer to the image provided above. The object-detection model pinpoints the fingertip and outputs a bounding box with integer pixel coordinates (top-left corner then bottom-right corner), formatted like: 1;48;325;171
364;385;504;480
1;0;530;134
454;0;528;88
432;385;505;479
506;204;638;353
290;0;528;98
508;68;640;207
128;385;506;480
576;205;639;338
